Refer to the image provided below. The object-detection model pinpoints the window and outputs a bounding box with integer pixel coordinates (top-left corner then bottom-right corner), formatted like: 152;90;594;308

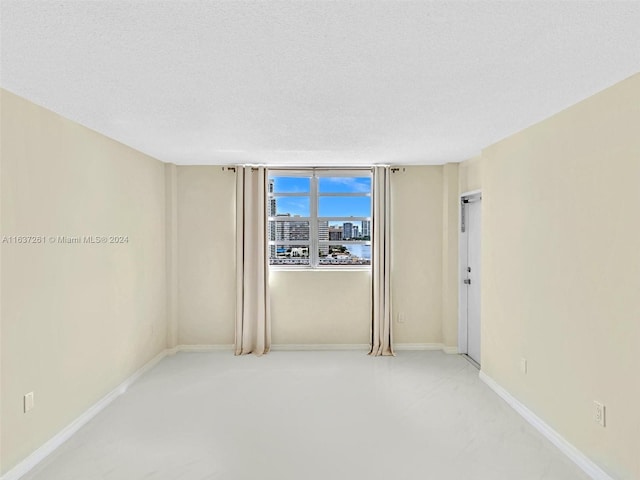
268;169;372;268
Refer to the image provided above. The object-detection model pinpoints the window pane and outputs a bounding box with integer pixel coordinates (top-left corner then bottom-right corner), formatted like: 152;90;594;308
318;244;371;266
269;197;310;217
320;220;371;240
269;244;310;266
269;220;310;242
269;176;310;193
319;177;371;193
318;196;371;217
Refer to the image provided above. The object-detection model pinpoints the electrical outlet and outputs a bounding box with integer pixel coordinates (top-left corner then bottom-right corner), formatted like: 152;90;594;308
24;392;34;413
593;401;605;427
520;358;527;374
397;312;405;323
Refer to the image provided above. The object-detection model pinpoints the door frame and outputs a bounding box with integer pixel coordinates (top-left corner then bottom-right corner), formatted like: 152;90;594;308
458;189;482;357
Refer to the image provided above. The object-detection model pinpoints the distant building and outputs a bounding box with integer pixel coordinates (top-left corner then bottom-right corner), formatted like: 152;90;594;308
272;213;309;259
361;220;371;238
352;225;359;239
343;222;353;239
273;213;290;248
329;226;343;241
268;179;276;216
318;220;329;255
268;179;276;257
288;216;309;241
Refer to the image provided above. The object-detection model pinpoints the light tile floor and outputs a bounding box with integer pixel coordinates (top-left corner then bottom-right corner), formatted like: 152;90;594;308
23;351;590;480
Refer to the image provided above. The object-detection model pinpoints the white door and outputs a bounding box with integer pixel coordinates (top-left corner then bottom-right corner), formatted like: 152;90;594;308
465;199;482;365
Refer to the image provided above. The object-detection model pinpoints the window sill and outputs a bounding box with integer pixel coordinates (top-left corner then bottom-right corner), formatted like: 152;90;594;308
269;266;372;273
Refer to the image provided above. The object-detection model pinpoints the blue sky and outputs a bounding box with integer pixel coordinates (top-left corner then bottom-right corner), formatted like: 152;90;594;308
274;197;310;216
319;197;370;217
271;176;371;217
271;176;371;194
272;177;310;193
319;177;371;193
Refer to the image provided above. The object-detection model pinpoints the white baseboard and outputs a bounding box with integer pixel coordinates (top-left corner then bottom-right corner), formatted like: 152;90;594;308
479;371;614;480
1;349;168;480
394;343;458;354
171;343;458;353
271;344;458;353
394;343;443;351
175;344;370;353
170;344;234;353
271;343;369;351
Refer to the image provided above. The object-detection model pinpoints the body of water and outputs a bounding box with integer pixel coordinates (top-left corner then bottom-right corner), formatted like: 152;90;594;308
346;244;371;260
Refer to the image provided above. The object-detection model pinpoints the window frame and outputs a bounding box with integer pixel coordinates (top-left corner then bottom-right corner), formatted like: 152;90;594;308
267;168;372;270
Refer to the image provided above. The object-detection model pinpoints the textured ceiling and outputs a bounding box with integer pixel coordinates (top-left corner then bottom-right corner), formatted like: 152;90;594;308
1;1;639;166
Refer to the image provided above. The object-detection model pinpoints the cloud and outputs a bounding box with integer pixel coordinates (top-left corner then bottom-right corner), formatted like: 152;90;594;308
322;177;371;193
276;198;309;216
270;177;309;193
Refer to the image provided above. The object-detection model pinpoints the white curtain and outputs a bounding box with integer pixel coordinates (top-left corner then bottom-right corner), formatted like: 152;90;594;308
370;166;394;356
235;166;271;356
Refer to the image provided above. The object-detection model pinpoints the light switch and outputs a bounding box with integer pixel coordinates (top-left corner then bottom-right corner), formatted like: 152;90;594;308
24;392;34;413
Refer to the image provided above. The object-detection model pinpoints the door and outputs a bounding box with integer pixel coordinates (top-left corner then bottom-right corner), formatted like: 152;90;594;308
463;196;482;365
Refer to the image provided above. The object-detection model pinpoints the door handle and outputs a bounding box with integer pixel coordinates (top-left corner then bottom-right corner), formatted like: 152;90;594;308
463;279;471;285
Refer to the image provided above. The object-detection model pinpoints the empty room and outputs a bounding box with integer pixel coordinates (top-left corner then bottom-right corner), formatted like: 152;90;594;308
1;1;638;479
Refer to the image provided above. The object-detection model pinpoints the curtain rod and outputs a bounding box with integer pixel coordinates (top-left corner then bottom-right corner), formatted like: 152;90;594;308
265;166;374;171
223;166;375;172
222;166;405;172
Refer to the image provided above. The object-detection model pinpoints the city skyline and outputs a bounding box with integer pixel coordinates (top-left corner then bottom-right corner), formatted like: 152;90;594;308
270;217;371;241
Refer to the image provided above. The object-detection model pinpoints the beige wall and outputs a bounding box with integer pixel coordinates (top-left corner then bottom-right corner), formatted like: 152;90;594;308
480;74;640;480
391;166;444;344
165;163;179;348
176;165;447;347
273;166;445;346
175;171;374;347
441;163;459;349
270;270;371;345
0;90;168;474
459;154;482;194
176;166;236;345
